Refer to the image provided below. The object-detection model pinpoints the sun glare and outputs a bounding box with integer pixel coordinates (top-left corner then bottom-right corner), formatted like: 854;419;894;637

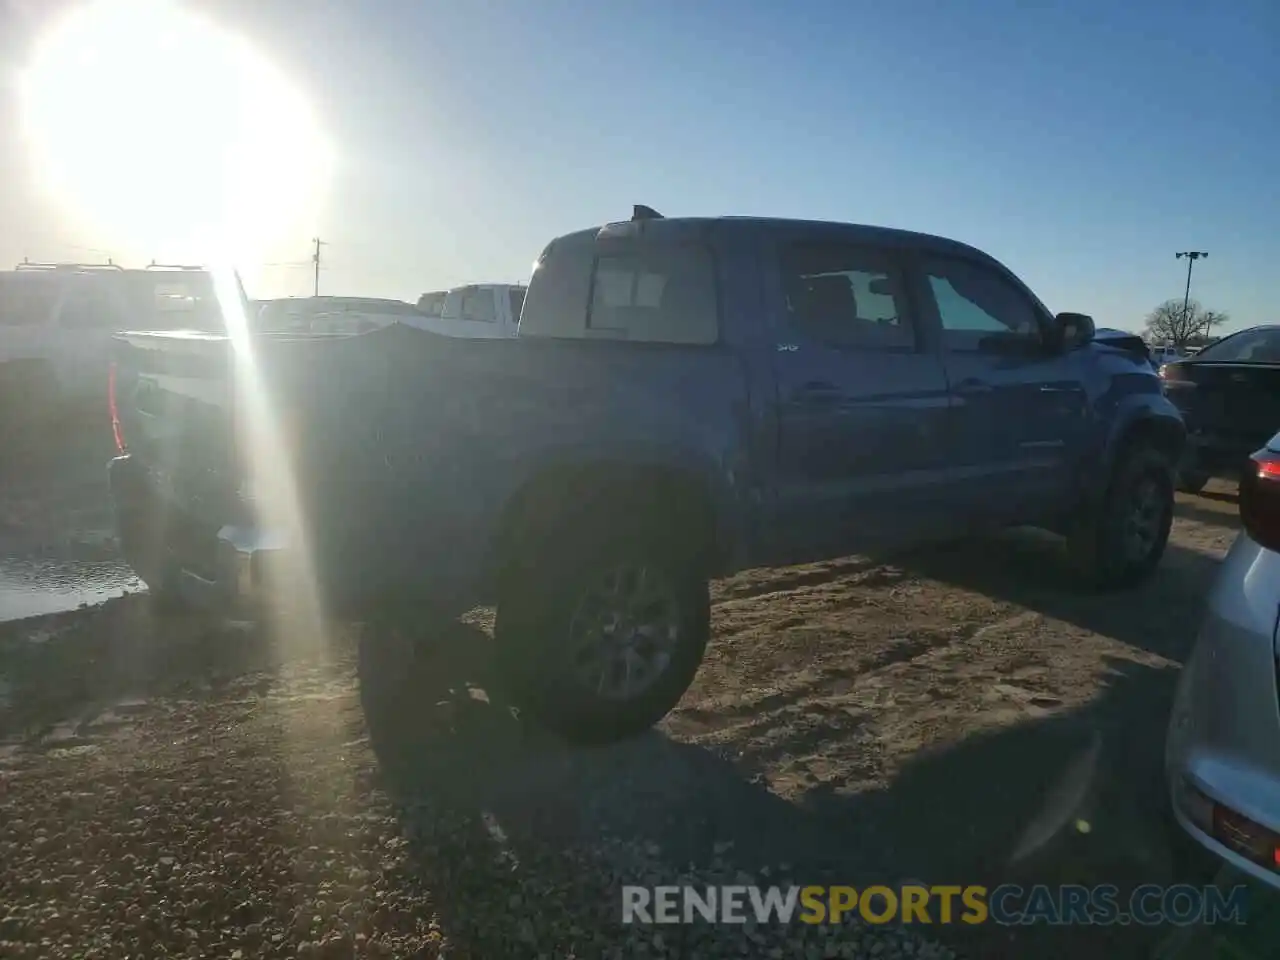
19;0;332;263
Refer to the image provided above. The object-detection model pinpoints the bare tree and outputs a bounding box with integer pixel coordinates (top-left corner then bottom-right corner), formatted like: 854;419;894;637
1144;298;1229;348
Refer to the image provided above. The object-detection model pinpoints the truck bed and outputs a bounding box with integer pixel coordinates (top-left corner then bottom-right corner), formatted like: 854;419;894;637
108;324;751;615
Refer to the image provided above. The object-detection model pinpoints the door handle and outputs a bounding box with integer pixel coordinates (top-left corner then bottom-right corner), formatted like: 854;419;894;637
793;380;842;403
954;378;993;397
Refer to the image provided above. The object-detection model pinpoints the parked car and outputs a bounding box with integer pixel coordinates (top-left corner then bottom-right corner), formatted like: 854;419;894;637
106;208;1184;742
1159;324;1280;493
1165;433;1280;890
412;283;525;338
0;262;221;419
255;296;425;335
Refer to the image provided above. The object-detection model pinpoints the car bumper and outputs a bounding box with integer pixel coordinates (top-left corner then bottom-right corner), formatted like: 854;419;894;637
1165;532;1280;890
109;454;288;616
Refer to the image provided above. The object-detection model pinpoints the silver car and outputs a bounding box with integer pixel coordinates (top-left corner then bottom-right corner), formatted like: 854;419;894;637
1166;433;1280;888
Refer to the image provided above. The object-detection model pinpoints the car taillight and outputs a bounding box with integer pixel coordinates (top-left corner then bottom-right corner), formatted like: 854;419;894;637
107;362;126;454
1158;364;1195;390
1239;449;1280;552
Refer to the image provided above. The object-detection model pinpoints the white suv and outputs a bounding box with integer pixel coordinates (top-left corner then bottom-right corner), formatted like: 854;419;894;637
0;263;220;414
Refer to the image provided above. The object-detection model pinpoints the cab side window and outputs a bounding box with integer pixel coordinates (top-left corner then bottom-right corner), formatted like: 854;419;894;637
922;257;1043;352
779;243;917;351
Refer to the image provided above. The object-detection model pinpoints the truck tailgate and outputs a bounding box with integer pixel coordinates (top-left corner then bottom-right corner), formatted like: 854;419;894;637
111;329;400;524
111;331;240;526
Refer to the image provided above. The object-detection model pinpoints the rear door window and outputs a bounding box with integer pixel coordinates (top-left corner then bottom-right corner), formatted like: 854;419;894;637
587;244;717;344
779;243;916;350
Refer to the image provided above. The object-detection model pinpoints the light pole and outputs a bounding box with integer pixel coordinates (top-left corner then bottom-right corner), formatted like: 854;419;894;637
1175;251;1208;335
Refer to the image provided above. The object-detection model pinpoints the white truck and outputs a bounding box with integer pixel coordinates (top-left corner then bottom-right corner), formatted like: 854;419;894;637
414;283;526;339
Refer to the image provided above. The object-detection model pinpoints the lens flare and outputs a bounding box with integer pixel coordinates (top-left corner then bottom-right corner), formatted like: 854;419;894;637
19;0;332;263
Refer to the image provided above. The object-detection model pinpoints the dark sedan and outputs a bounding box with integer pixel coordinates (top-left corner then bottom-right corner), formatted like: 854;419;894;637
1160;324;1280;493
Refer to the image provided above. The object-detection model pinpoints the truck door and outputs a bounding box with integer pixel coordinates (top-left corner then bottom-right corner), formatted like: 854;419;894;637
911;253;1090;524
766;237;953;562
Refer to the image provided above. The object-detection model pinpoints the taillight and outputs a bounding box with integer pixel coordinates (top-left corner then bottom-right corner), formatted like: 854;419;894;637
1159;363;1195;390
1239;449;1280;552
107;362;126;454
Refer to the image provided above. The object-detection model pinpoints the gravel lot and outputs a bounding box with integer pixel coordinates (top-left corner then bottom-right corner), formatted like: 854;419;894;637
0;443;1255;959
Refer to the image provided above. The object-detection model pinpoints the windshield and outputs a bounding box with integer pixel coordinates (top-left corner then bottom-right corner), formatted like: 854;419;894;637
1194;327;1280;363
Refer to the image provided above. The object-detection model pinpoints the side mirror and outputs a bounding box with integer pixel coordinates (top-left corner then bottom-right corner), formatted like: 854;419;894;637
1052;312;1095;351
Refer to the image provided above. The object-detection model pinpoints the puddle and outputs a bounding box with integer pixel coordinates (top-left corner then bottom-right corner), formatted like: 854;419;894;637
0;555;143;623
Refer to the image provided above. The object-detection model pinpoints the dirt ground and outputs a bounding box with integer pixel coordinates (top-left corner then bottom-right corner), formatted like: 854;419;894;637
0;443;1255;958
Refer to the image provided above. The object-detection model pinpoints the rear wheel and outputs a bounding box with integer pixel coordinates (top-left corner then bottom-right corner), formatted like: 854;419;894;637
495;523;710;745
1067;443;1174;590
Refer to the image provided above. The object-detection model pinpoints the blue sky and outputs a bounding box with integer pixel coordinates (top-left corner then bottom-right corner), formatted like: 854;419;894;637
1;0;1275;332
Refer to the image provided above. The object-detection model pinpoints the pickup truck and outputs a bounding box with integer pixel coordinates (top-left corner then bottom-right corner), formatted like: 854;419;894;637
414;283;526;338
107;208;1184;743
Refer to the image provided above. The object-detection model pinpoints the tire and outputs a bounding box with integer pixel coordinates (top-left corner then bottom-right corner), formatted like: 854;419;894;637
494;522;710;745
1176;470;1210;495
1067;443;1174;590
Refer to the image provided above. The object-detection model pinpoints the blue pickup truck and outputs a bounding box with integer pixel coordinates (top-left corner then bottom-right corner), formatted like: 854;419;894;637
107;209;1183;742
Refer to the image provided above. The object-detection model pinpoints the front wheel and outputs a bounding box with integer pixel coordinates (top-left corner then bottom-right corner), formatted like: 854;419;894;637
1067;444;1174;590
495;528;710;745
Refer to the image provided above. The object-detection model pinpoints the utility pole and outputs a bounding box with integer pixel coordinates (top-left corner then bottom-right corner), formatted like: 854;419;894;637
1175;251;1208;335
311;237;326;297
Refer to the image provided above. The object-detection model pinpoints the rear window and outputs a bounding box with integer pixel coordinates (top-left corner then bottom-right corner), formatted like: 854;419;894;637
1193;327;1280;363
586;244;718;344
461;288;496;322
417;292;446;316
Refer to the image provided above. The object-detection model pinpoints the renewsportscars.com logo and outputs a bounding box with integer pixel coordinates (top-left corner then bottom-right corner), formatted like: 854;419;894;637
621;883;1250;927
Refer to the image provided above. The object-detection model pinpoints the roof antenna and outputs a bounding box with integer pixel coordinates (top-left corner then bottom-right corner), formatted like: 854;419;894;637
632;204;663;221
